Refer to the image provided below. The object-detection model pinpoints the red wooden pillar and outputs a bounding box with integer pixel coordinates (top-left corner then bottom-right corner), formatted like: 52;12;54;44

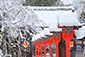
41;45;42;57
44;44;46;57
35;46;37;57
52;32;61;57
35;40;38;57
40;38;43;57
66;41;70;57
47;34;53;57
46;35;53;57
46;35;51;57
38;39;40;57
56;44;59;57
49;44;52;57
38;46;39;57
42;38;44;57
43;36;47;57
62;27;74;57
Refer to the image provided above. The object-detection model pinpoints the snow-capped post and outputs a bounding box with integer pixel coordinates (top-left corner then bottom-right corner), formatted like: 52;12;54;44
58;12;82;57
34;34;41;57
40;38;43;57
39;31;46;57
43;37;47;57
59;26;82;57
44;35;51;57
62;26;74;57
45;23;62;57
50;31;62;57
58;25;76;57
43;28;53;57
49;24;62;57
48;34;53;57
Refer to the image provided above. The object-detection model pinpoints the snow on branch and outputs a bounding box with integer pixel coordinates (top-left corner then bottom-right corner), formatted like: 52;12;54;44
0;0;45;39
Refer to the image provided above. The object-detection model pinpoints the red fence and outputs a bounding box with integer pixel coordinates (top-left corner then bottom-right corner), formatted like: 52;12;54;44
33;27;74;57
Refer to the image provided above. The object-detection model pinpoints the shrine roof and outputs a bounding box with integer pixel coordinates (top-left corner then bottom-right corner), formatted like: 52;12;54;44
30;6;82;27
30;6;83;41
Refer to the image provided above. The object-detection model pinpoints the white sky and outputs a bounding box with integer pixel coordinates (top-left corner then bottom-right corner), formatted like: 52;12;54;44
61;0;74;4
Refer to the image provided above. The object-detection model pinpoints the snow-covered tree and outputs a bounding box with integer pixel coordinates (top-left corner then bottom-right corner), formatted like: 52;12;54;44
0;0;45;56
25;0;61;6
73;0;85;23
80;9;85;23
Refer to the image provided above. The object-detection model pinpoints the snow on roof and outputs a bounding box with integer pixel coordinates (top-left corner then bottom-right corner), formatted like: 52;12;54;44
32;34;40;41
80;26;85;29
58;14;82;26
40;31;45;37
32;7;81;27
44;28;52;35
30;6;82;41
30;6;74;11
32;29;50;41
34;11;58;25
49;23;62;32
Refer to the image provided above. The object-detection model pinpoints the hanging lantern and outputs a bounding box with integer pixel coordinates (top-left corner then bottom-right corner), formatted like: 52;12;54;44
23;41;28;48
83;41;85;45
70;41;74;47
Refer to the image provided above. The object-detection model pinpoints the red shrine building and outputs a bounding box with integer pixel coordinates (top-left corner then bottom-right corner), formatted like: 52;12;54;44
27;6;85;57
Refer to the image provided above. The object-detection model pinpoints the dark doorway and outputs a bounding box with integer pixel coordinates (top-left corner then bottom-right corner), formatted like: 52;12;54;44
59;38;66;57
